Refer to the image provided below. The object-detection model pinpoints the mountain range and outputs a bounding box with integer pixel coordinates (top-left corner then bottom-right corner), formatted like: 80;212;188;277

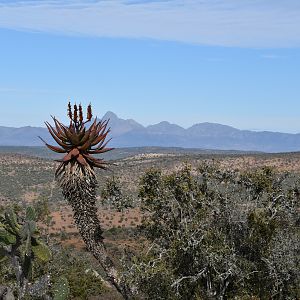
0;111;299;153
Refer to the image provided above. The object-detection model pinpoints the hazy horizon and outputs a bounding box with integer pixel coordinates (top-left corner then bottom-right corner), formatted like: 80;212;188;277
0;110;299;135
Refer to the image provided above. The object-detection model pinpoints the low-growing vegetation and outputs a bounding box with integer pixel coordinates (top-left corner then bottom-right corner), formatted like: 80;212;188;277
122;164;299;299
1;156;299;299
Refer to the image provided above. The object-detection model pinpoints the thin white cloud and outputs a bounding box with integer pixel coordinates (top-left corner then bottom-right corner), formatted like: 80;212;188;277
0;0;299;47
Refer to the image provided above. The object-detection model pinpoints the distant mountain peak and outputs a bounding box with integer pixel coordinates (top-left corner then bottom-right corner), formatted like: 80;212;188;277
190;122;237;129
158;121;171;125
147;121;185;135
99;111;144;137
147;120;183;128
102;111;118;120
188;122;240;135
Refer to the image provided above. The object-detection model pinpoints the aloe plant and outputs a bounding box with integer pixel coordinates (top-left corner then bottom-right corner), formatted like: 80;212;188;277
0;206;52;299
42;103;130;299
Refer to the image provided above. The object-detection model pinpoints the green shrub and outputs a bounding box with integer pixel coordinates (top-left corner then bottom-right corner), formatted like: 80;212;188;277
124;163;299;300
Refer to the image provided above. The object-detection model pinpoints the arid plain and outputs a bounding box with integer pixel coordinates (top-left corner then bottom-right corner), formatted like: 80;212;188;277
1;148;300;251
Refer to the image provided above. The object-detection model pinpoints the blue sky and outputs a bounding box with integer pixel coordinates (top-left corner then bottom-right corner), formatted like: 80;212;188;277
0;0;299;132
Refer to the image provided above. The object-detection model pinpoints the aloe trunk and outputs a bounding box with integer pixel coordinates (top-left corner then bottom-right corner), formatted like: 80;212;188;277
57;162;129;299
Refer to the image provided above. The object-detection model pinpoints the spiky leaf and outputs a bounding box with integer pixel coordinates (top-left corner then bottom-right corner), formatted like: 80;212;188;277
42;103;113;170
52;276;70;300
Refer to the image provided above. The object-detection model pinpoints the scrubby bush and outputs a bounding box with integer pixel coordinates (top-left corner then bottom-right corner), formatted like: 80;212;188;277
123;163;299;300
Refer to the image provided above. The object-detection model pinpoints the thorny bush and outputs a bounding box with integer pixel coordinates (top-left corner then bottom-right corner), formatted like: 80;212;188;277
122;163;299;300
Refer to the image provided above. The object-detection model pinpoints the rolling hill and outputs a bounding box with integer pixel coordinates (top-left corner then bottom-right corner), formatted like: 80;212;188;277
0;111;300;152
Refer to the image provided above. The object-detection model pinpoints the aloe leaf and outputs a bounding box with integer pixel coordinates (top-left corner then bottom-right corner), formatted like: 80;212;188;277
52;276;70;300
